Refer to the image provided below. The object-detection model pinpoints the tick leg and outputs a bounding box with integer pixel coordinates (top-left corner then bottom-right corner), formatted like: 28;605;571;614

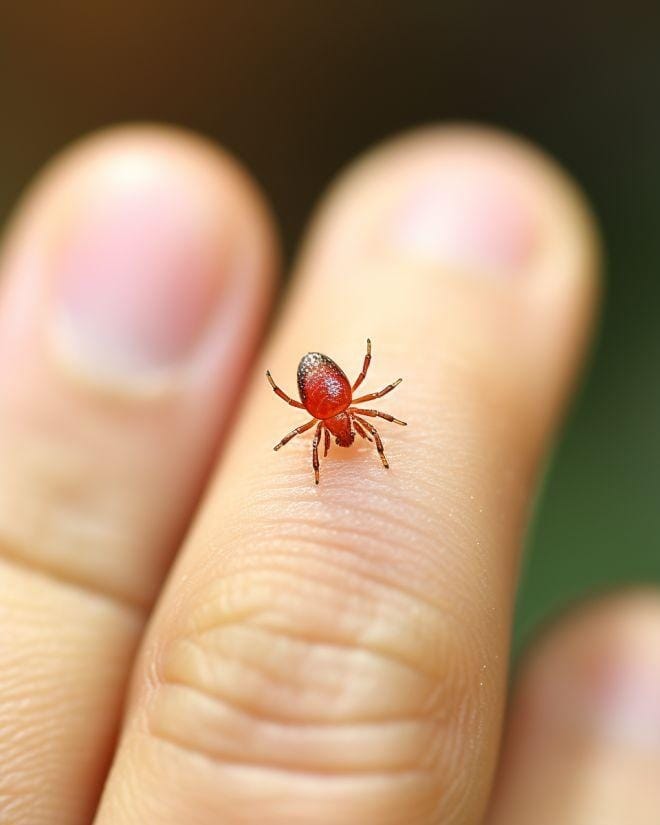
312;421;323;484
352;416;373;442
323;425;331;457
354;415;389;469
266;370;306;409
351;338;372;392
352;377;402;404
273;417;317;450
350;407;407;426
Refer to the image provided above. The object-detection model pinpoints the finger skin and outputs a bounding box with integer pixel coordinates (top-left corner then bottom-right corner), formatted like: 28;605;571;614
97;126;599;824
487;591;660;825
0;126;277;824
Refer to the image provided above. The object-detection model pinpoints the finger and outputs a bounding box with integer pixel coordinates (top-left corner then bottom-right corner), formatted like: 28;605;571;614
0;126;277;824
97;125;599;824
487;591;660;825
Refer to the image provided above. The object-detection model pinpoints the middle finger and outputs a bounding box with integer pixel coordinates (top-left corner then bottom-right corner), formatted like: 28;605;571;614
97;126;599;824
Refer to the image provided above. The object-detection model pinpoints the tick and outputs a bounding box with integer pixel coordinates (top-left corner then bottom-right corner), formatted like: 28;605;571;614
266;339;407;484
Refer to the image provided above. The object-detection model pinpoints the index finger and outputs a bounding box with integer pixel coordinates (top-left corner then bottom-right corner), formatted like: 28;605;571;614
0;126;278;824
97;126;600;824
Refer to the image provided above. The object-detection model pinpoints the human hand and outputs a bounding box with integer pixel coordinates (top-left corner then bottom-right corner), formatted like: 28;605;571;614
2;123;651;825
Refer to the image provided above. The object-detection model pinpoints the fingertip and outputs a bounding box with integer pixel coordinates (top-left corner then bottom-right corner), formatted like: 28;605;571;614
489;590;660;824
2;122;279;394
0;122;281;602
519;589;660;719
11;122;279;271
315;122;601;283
297;123;602;447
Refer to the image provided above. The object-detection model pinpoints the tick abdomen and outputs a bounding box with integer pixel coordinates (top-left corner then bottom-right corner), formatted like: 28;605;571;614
297;352;352;419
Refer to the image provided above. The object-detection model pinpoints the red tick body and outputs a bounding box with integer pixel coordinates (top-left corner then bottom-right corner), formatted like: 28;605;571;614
267;339;406;484
297;353;354;446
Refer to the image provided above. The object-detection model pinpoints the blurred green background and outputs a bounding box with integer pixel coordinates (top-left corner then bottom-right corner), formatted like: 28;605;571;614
1;1;658;652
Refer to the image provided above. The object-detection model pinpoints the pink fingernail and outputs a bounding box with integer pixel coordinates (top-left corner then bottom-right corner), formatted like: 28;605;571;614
587;657;660;748
53;172;227;379
392;156;538;273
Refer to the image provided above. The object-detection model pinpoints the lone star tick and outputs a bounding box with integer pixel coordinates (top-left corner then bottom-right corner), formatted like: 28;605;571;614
266;339;407;484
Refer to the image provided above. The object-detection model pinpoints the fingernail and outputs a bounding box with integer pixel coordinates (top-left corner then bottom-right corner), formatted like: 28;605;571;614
52;174;228;382
391;154;538;272
535;619;660;749
586;658;660;748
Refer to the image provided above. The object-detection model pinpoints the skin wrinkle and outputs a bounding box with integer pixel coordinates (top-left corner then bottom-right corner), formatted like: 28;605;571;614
160;640;358;724
249;507;486;592
242;554;494;703
159;665;443;728
145;724;437;780
168;589;458;690
199;470;496;612
179;607;443;690
146;554;479;796
148;683;444;773
148;470;494;785
176;564;475;684
0;540;147;615
219;538;473;628
133;731;444;808
188;611;455;688
160;647;434;726
0;404;206;609
246;525;461;601
0;437;148;608
194;520;496;666
242;491;471;555
148;568;480;800
146;652;452;815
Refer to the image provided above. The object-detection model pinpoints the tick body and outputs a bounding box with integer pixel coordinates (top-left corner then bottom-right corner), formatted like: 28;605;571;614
266;339;406;484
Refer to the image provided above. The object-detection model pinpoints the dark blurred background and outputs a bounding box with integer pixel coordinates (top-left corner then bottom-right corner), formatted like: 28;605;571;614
1;1;658;652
